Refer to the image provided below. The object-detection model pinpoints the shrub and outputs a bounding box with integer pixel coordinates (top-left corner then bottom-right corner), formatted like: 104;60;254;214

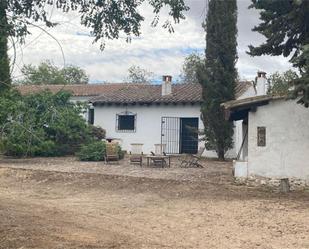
117;145;125;159
77;142;125;161
77;141;106;161
89;125;106;140
0;90;92;157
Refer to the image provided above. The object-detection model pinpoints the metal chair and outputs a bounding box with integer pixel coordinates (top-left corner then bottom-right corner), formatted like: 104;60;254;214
180;147;205;168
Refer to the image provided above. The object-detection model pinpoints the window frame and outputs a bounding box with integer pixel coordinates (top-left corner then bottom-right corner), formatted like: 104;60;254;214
257;126;266;147
116;112;136;133
88;108;94;125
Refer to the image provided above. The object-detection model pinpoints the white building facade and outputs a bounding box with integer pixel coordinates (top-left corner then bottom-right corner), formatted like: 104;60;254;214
17;77;256;158
224;94;309;187
248;99;309;180
90;76;253;157
93;103;204;154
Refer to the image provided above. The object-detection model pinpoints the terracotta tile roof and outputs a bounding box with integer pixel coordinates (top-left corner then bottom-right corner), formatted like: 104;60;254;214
15;84;129;97
16;81;252;104
235;81;254;98
90;84;202;105
90;81;252;105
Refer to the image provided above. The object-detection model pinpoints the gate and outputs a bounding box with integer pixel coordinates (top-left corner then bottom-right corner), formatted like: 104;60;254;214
161;117;199;154
161;117;180;154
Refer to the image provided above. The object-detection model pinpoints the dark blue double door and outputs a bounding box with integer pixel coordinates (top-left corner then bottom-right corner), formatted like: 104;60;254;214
161;117;199;154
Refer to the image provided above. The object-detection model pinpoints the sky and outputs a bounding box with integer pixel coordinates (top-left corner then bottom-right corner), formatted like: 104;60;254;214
10;0;293;84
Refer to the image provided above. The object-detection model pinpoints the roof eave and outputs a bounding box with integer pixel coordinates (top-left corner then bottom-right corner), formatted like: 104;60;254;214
221;95;285;121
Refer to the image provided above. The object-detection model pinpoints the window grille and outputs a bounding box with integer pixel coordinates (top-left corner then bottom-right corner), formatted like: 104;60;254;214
116;112;136;132
257;127;266;147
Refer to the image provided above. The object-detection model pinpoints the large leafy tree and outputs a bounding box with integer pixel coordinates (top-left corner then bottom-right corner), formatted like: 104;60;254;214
16;60;89;85
198;0;238;160
0;0;189;91
126;65;154;84
248;0;309;107
267;70;298;96
180;52;204;84
0;90;91;157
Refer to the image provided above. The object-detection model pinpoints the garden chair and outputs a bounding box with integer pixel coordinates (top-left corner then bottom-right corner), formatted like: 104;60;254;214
180;147;205;168
129;143;143;166
150;151;167;167
105;142;119;164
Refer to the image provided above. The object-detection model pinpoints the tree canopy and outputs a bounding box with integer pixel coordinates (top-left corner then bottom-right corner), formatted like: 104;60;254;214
248;0;309;107
180;53;204;84
198;0;237;160
126;65;154;84
267;70;298;96
6;0;188;44
16;61;89;85
0;90;91;157
0;0;189;91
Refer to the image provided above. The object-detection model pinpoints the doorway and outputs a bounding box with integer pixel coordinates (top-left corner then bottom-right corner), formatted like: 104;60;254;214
161;117;199;154
180;118;199;154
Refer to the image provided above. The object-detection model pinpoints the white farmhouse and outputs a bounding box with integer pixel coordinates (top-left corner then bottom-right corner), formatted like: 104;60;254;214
223;79;309;188
88;76;254;156
16;76;255;157
89;76;203;155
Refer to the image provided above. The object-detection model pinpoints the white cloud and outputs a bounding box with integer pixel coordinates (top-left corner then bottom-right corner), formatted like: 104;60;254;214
9;0;292;83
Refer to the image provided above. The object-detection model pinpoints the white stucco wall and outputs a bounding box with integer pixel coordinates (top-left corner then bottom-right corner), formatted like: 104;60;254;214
247;99;309;180
234;85;255;160
93;104;205;154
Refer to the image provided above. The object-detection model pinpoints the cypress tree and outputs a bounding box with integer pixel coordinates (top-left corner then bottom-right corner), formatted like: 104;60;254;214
0;0;11;92
199;0;238;160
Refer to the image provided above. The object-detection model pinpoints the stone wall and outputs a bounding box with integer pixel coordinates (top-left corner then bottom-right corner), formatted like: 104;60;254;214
235;175;309;191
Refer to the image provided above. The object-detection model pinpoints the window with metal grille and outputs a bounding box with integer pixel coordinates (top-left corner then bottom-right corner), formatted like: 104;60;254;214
257;126;266;146
116;113;136;132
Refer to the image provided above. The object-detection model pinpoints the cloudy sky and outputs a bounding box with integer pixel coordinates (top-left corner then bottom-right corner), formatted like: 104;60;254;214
10;0;292;84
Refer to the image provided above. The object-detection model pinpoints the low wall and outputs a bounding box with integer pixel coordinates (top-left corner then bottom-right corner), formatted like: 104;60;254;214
235;175;309;191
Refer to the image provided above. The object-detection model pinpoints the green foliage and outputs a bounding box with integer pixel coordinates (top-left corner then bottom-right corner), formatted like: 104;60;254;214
1;1;188;91
4;1;188;47
291;45;309;107
0;1;11;91
180;53;204;84
89;125;106;141
0;90;92;157
249;0;309;107
198;0;237;160
126;65;154;84
77;141;124;161
267;70;298;96
117;145;125;160
15;60;89;85
77;141;106;161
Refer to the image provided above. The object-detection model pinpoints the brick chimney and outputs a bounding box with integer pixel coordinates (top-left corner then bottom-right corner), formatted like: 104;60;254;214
255;71;268;95
162;75;172;96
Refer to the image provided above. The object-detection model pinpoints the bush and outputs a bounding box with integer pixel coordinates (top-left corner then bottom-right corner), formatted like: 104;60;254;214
0;90;92;157
117;145;125;159
77;141;106;161
89;125;106;140
77;141;125;161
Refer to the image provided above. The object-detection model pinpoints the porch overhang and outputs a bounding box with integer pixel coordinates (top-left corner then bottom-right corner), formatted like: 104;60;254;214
221;95;284;121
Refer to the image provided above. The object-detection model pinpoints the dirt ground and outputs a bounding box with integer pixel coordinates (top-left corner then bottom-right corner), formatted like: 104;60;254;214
0;157;308;249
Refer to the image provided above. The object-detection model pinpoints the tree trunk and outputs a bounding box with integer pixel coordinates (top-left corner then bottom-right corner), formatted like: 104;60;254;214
217;147;225;160
0;0;11;92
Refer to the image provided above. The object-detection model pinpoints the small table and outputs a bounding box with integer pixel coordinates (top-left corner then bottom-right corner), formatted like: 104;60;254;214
145;155;171;168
